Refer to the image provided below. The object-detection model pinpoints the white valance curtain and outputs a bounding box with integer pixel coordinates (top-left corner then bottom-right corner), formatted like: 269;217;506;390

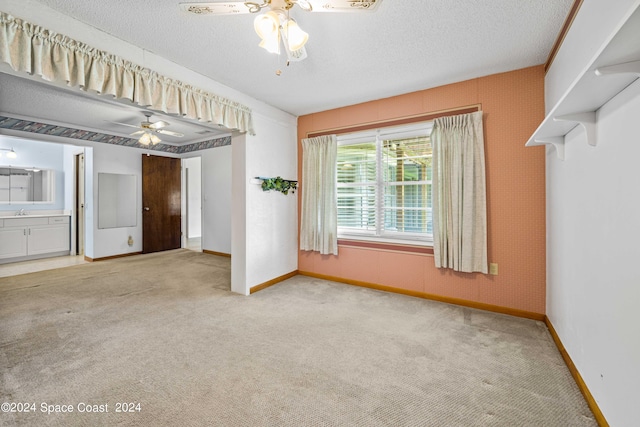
0;12;254;134
300;135;338;255
431;111;488;273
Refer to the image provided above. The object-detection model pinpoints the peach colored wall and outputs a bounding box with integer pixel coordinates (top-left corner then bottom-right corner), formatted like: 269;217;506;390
297;66;546;314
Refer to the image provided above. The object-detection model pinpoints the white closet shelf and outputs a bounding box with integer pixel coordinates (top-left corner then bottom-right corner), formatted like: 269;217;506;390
526;6;640;160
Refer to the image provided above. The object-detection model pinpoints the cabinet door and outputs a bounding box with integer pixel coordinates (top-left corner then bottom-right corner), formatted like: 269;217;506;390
27;224;70;255
0;228;28;259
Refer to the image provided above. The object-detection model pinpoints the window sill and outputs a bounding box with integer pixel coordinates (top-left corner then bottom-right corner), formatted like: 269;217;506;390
337;237;434;255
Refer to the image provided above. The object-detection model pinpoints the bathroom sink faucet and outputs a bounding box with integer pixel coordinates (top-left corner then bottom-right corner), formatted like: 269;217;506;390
16;209;27;216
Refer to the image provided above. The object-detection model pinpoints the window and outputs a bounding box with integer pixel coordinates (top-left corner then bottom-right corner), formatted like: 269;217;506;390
337;122;433;244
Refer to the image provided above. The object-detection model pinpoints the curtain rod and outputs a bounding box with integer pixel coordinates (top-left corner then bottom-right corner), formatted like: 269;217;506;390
306;104;481;138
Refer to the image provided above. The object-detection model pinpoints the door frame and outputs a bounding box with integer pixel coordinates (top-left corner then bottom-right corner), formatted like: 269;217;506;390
72;149;86;256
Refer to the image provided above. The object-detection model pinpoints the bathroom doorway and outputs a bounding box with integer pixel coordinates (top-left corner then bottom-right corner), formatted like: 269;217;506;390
74;152;85;256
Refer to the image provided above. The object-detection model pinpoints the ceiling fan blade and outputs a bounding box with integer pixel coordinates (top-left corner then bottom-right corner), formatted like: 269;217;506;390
308;0;382;12
180;2;252;15
157;129;185;138
130;130;145;136
110;121;141;129
149;120;170;130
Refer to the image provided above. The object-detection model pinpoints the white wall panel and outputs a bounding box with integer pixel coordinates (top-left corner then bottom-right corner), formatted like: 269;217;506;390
546;79;640;427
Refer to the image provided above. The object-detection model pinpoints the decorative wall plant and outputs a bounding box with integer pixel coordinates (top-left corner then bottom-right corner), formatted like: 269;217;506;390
257;176;298;195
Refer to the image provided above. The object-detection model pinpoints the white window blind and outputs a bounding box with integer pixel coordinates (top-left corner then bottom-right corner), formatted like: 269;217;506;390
337;122;433;244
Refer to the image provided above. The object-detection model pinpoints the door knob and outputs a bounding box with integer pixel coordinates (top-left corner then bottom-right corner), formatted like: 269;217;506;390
144;207;150;211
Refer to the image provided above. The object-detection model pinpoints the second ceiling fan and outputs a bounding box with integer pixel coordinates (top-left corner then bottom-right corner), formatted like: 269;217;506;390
113;113;184;145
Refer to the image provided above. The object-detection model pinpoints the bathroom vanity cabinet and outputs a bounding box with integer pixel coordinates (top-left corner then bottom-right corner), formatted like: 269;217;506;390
0;215;70;262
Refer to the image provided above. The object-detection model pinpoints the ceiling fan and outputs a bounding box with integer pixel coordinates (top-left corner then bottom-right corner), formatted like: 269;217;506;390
180;1;382;63
112;113;184;145
179;0;382;14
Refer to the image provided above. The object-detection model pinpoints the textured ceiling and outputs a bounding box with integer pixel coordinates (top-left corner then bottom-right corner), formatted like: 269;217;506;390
28;0;574;116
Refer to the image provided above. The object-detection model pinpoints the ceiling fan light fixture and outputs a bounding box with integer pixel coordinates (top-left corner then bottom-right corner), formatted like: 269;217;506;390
254;11;280;40
138;132;152;145
254;11;282;54
139;131;161;146
259;32;281;54
283;18;308;51
254;10;308;55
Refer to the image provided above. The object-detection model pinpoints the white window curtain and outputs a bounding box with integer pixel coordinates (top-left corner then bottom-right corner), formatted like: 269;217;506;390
0;12;254;135
431;111;487;273
300;135;338;255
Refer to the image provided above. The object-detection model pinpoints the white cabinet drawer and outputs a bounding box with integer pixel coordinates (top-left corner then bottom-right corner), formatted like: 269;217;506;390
4;217;49;227
49;216;70;224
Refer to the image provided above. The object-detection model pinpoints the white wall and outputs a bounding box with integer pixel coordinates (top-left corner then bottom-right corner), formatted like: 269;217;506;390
243;113;298;292
230;114;300;296
183;157;202;238
231;134;247;294
90;143;147;259
546;79;640;427
198;146;232;254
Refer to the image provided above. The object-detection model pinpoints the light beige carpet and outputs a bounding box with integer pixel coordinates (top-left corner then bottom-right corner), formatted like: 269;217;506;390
0;249;596;426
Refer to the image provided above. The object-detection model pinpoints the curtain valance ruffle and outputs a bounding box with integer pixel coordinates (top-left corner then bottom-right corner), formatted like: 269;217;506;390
0;12;254;135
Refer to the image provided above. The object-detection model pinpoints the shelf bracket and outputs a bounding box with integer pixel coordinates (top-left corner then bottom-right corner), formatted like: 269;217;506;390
594;60;640;77
535;137;565;160
554;112;597;147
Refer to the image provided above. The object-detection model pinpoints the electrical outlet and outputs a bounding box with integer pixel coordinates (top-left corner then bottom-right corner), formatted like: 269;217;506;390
489;263;498;275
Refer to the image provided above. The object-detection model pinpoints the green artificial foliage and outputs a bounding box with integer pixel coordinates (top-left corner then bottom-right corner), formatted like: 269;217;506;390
260;177;298;195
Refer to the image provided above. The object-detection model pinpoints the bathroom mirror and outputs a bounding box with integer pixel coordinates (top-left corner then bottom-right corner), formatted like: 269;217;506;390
0;167;55;204
98;173;137;229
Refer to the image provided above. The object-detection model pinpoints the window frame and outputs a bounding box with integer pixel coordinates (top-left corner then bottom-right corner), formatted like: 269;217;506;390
336;121;434;247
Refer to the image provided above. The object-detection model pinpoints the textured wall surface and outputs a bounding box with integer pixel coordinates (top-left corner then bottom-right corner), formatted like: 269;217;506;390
297;66;547;314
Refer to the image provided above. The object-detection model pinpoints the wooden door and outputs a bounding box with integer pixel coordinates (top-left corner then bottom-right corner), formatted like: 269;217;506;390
142;155;181;253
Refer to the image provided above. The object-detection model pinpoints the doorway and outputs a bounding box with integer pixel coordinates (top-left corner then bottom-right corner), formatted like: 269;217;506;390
74;152;85;256
183;157;202;252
